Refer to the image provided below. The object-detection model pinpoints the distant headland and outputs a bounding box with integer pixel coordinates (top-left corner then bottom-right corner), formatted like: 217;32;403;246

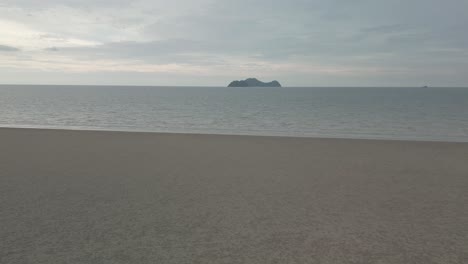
228;78;282;87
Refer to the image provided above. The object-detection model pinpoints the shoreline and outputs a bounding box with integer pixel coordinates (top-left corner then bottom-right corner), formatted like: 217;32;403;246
1;126;467;143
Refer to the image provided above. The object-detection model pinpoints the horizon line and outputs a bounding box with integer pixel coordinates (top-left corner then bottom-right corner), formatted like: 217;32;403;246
1;83;467;88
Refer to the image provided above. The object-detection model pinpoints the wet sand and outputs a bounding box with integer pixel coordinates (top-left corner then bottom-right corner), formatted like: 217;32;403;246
1;128;467;263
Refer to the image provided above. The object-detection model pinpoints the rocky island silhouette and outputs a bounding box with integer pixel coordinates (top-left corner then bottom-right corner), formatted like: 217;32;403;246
228;78;282;87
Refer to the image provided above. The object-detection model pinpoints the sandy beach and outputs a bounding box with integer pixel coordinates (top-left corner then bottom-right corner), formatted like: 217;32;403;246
1;128;467;263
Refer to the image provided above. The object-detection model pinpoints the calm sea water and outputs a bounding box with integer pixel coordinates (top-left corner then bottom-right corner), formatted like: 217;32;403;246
1;85;468;141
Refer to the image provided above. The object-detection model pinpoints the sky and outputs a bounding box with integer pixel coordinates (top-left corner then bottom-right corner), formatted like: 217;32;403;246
1;0;467;87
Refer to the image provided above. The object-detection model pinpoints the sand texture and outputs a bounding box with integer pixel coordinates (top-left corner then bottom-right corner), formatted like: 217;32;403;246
1;128;468;263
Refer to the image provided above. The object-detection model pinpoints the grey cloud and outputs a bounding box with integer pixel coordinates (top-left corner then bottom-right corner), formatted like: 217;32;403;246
45;47;60;52
0;45;20;52
361;24;409;34
1;0;132;9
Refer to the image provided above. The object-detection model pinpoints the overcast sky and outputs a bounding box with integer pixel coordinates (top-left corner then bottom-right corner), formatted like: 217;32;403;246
1;0;467;86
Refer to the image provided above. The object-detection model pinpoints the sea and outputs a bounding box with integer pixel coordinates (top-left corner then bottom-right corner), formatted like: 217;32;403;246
1;85;468;142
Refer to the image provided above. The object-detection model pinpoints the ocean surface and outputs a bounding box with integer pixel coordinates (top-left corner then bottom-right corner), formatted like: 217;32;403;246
1;85;468;142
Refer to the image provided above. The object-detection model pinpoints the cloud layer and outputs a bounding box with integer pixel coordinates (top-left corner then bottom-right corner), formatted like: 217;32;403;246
1;0;467;86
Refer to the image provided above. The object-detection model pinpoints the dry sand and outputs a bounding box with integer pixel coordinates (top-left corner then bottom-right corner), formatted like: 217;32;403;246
1;128;467;263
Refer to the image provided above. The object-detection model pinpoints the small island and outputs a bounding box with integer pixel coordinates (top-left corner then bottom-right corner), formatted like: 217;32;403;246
228;78;282;87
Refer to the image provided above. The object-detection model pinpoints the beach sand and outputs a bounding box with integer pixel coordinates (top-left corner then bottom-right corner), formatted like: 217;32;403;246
1;128;467;263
